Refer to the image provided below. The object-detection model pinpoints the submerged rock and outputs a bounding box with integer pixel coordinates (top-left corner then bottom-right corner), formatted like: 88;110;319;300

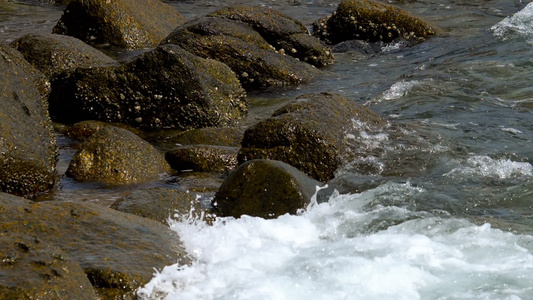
66;126;171;185
213;159;323;219
313;0;439;45
239;92;386;182
0;192;189;299
162;16;321;90
49;44;247;129
53;0;186;48
208;5;334;67
11;33;115;80
166;145;239;173
111;187;210;224
0;45;58;198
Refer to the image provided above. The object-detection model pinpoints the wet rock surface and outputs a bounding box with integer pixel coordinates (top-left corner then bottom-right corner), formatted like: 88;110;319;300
166;145;239;173
313;0;439;45
0;192;190;299
213;159;323;219
0;45;58;198
11;33;115;80
53;0;186;49
49;44;247;129
162;16;321;89
111;187;210;225
208;5;334;67
66;126;171;185
170;127;245;147
239;92;386;182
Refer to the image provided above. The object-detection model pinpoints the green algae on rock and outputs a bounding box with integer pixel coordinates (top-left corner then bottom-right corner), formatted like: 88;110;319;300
49;44;247;129
166;145;239;173
162;16;321;90
313;0;439;45
66;126;171;185
213;159;323;219
170;127;245;147
53;0;186;49
11;33;115;80
0;45;58;198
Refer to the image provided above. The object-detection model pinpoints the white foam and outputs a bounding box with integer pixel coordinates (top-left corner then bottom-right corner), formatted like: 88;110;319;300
492;2;533;44
374;80;421;103
138;183;533;300
444;155;533;179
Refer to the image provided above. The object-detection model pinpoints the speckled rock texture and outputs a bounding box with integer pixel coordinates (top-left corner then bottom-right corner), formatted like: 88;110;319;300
162;15;321;90
313;0;439;45
11;33;115;80
170;127;245;147
213;159;323;219
66;126;171;185
208;5;334;67
0;192;190;299
239;92;387;182
0;45;58;198
166;145;239;173
49;44;247;129
53;0;186;49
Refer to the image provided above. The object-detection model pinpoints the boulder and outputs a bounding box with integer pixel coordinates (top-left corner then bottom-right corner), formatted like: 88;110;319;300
66;126;171;185
0;192;190;299
313;0;439;45
62;120;141;141
49;44;247;129
166;145;239;173
11;33;115;80
239;92;386;182
162;16;321;89
208;5;334;67
213;159;323;219
0;45;58;198
53;0;186;49
170;127;245;147
111;187;210;224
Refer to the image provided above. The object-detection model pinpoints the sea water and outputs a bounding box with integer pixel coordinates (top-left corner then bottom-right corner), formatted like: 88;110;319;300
1;0;533;299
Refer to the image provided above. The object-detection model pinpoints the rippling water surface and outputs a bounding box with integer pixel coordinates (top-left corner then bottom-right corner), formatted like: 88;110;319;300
2;0;533;299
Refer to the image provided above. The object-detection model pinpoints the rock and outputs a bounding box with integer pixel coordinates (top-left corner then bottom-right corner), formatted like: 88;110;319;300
239;92;386;182
162;16;321;90
111;187;210;224
49;44;247;129
208;5;334;67
0;192;190;299
53;0;186;49
0;45;59;198
170;127;245;147
11;33;115;80
0;232;97;300
66;126;171;185
166;145;239;173
62;120;141;141
313;0;439;45
213;159;323;219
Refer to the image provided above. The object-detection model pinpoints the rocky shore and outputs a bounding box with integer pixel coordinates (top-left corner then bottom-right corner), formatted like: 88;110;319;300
0;0;442;298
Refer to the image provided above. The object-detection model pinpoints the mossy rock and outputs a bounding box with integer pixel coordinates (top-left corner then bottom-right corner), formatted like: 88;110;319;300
0;45;58;198
111;187;210;224
53;0;186;49
313;0;439;45
62;120;141;141
170;127;245;147
213;159;323;219
11;33;115;80
239;92;387;182
208;5;334;67
66;126;171;185
162;17;321;90
49;44;247;129
166;145;239;173
0;192;190;299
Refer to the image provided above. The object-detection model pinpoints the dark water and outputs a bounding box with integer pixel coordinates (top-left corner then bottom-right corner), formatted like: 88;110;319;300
2;1;533;298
